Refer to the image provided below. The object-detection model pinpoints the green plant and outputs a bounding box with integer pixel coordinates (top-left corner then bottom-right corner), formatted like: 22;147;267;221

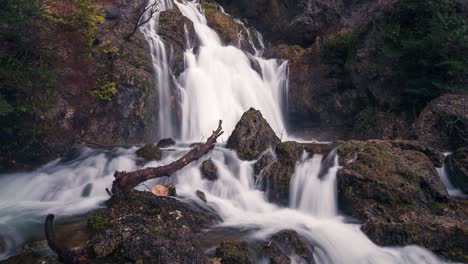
70;0;105;47
88;213;111;231
323;29;358;63
92;77;117;101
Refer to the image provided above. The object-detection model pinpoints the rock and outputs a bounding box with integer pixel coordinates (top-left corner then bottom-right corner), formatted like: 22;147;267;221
412;94;468;151
196;190;207;203
446;147;468;193
253;150;275;175
84;190;215;262
0;253;58;264
351;107;409;140
200;159;218;181
151;184;177;197
136;144;162;161
262;230;315;264
258;142;303;205
216;0;340;47
337;140;448;220
215;240;250;264
336;140;468;262
389;140;445;167
202;0;239;45
227;108;280;160
157;138;176;148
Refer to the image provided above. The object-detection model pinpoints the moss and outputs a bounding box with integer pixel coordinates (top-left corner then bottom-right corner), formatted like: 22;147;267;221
91;80;117;101
136;144;161;161
239;148;255;160
201;0;219;19
88;213;111;232
322;29;357;63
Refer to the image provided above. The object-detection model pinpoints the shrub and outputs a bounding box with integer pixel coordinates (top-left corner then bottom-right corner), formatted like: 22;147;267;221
382;0;468;109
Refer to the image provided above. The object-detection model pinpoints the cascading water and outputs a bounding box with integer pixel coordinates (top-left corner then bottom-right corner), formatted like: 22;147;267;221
0;0;456;263
140;0;176;138
436;154;467;198
175;0;289;141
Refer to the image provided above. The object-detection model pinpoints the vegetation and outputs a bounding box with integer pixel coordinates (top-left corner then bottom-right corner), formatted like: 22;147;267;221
92;76;117;101
323;29;358;64
382;0;468;109
0;0;57;167
88;213;111;232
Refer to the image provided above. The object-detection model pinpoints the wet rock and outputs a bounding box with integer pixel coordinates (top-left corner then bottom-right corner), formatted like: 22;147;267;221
446;147;468;193
389;140;445;167
258;142;303;205
412;94;468;151
202;0;239;45
215;240;250;264
227;108;280;160
253;151;275;175
336;140;468;262
136;144;162;161
84;190;215;263
151;184;177;197
200;159;218;181
81;183;93;197
196;190;207;203
157;138;176;148
262;230;315;264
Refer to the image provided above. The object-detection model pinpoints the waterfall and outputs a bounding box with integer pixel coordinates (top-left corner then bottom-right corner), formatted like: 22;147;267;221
140;0;176;138
0;1;452;263
436;154;467;198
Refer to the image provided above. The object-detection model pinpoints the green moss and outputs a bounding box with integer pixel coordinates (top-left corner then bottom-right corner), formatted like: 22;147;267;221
239;148;255;160
88;213;110;232
201;0;219;19
323;29;357;63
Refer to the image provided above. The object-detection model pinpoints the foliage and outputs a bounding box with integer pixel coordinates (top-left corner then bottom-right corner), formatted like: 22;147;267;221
70;0;105;47
0;0;57;167
92;76;117;101
382;0;468;108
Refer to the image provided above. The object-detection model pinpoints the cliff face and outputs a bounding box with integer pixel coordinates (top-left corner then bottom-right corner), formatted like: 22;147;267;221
1;0;158;170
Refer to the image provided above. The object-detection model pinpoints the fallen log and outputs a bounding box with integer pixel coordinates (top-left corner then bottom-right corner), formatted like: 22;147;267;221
45;214;90;264
112;120;224;193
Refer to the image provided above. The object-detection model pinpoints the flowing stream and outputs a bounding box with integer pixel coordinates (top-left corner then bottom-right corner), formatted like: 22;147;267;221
0;1;457;263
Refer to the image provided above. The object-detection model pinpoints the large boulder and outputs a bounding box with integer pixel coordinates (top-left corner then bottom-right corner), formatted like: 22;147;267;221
226;108;280;160
336;140;468;262
136;144;162;161
82;190;216;263
200;159;218;181
412;94;468;151
446;147;468;194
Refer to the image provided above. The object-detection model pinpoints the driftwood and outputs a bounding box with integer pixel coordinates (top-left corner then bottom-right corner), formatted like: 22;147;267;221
112;120;224;193
45;214;90;264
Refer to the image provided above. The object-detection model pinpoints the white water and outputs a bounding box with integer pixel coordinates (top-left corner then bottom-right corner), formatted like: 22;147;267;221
0;1;454;263
140;0;176;138
436;153;468;198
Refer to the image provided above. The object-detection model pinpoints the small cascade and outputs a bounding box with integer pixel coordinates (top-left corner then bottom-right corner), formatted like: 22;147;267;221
140;0;176;138
436;154;467;198
289;151;340;218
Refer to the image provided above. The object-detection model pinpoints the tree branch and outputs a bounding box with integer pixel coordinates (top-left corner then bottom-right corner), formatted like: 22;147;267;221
112;120;224;193
126;0;161;40
45;214;90;264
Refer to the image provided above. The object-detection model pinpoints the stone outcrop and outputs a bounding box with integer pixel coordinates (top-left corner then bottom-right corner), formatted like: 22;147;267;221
157;138;176;148
446;147;468;194
336;140;468;262
226;108;280;160
412;94;468;151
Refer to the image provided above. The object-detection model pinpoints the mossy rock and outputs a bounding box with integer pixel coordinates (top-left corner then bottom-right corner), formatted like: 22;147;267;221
88;212;111;232
136;144;162;161
215;240;250;264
